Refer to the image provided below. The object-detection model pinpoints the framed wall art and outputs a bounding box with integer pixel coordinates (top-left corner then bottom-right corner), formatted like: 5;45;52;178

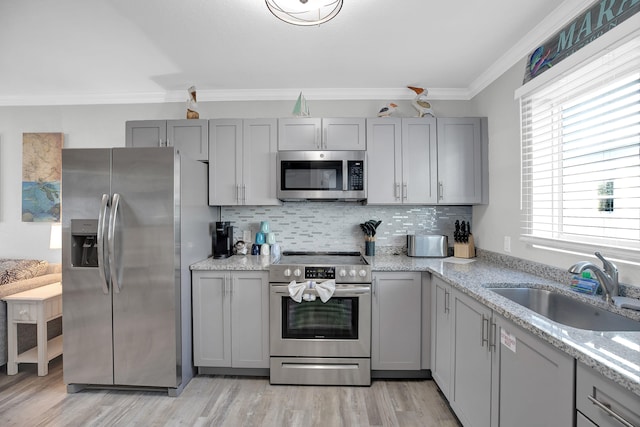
22;132;63;222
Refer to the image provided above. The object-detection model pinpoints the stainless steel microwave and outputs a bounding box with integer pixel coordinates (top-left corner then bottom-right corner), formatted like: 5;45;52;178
277;151;366;201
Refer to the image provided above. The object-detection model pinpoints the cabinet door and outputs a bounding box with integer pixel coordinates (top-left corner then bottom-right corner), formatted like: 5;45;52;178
243;119;280;206
192;271;231;367
209;119;243;205
402;118;438;204
491;315;574;427
125;120;166;148
230;272;269;368
366;118;402;204
372;272;422;370
323;118;366;150
431;277;452;398
451;290;492;427
278;118;321;150
437;117;483;204
167;119;208;161
421;273;431;370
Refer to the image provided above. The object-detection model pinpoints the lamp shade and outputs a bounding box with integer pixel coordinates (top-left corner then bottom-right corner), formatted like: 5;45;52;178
265;0;343;26
49;223;62;249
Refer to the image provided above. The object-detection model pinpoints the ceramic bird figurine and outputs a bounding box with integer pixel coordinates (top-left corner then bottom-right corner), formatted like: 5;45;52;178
407;86;434;117
377;102;398;117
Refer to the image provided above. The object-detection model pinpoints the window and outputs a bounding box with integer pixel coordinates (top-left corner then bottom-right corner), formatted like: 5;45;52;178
520;36;640;262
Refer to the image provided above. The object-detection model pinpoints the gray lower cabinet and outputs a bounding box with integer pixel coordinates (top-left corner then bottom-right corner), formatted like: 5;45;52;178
125;119;209;161
431;279;575;427
371;272;422;371
431;276;453;397
192;270;269;369
576;361;640;427
451;290;492;427
490;314;574;427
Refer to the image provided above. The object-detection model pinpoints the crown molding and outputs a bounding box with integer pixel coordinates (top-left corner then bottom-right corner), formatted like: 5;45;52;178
0;87;473;106
468;0;591;98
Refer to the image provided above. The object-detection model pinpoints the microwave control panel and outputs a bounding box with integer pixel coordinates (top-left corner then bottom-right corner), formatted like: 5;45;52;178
347;161;364;191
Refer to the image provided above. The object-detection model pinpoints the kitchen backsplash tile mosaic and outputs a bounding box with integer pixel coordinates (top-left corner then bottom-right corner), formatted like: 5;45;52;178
222;203;472;254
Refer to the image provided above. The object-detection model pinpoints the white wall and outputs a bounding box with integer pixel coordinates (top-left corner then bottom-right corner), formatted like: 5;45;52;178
471;60;639;287
0;99;473;263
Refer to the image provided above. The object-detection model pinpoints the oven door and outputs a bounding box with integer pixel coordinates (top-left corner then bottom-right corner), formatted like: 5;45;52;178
270;284;371;358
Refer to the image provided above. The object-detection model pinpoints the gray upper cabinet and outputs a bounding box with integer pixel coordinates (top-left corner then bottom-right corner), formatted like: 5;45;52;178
125;119;209;161
278;117;366;150
436;117;486;204
366;117;437;204
209;119;279;206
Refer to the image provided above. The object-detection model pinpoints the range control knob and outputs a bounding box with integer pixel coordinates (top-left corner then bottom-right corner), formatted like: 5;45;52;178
359;270;368;277
349;269;357;277
338;269;347;277
293;269;302;277
283;268;291;277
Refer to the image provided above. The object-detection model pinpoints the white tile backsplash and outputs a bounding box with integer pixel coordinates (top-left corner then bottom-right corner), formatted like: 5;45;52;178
222;203;472;254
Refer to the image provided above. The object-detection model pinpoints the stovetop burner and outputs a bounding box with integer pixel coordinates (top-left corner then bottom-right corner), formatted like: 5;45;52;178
278;251;366;266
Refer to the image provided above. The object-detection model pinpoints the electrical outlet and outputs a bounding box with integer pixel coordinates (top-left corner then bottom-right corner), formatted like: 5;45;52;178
243;230;252;243
504;236;511;253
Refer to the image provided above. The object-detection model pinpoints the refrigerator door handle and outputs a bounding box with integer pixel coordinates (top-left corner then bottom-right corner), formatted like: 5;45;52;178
97;193;110;294
108;192;122;293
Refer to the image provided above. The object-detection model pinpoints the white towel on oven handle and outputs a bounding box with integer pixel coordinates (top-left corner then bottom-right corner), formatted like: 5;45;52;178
315;279;336;303
288;280;307;303
288;279;336;303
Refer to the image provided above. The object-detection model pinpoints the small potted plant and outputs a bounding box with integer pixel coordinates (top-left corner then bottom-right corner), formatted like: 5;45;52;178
360;220;381;256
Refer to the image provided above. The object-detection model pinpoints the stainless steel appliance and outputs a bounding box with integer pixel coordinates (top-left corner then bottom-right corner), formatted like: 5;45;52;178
61;147;217;396
276;151;366;201
407;234;448;257
212;221;233;259
269;251;372;386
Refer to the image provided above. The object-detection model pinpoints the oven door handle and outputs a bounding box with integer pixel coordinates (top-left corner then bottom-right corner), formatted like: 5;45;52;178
271;285;370;297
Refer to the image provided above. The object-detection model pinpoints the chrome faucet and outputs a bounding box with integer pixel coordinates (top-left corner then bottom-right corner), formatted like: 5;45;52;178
568;252;619;303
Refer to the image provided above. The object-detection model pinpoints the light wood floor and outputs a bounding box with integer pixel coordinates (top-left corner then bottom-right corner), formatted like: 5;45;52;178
0;357;460;427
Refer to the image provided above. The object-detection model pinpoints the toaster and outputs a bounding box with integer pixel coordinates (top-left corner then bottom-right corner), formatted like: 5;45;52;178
407;234;448;257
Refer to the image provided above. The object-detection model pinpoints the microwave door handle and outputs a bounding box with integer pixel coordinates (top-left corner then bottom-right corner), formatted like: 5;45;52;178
97;193;110;294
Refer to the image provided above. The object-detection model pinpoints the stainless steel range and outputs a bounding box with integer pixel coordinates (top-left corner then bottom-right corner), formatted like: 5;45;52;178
269;251;371;386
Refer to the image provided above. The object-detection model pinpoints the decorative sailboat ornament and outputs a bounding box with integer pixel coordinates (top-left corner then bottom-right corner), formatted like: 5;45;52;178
292;91;310;117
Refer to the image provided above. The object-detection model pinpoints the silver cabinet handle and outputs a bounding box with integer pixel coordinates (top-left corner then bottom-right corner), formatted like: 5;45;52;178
490;321;497;352
438;181;444;200
481;315;489;347
316;128;321;149
444;290;450;314
402;182;408;200
587;395;634;427
242;185;246;204
394;183;401;200
323;126;327;149
97;193;110;294
107;193;122;293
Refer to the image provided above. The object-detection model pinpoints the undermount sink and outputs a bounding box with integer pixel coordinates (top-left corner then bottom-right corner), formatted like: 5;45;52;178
488;287;640;332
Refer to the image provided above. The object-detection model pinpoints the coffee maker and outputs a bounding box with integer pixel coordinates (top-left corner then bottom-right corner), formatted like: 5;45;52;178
212;221;233;259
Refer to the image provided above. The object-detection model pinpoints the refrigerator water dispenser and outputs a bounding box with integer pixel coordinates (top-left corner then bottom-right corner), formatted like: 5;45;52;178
71;219;99;267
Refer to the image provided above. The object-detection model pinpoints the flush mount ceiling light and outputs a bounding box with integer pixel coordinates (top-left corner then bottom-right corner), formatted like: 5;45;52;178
266;0;343;26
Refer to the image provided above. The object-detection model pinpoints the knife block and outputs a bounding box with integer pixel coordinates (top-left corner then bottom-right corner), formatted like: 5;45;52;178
454;234;475;258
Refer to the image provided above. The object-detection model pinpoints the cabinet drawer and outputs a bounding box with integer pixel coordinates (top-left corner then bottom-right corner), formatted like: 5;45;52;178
10;302;38;322
576;362;640;427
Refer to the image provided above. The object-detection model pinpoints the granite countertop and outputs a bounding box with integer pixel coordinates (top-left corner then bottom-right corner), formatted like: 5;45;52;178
191;253;640;397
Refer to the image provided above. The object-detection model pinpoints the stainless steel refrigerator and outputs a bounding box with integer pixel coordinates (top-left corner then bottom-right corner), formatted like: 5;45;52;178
61;147;217;396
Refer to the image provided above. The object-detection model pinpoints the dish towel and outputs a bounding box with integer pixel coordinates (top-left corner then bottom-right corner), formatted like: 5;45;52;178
288;280;307;303
288;279;336;303
315;279;336;303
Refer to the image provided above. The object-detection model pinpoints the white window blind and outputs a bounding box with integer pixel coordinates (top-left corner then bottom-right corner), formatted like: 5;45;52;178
520;35;640;262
